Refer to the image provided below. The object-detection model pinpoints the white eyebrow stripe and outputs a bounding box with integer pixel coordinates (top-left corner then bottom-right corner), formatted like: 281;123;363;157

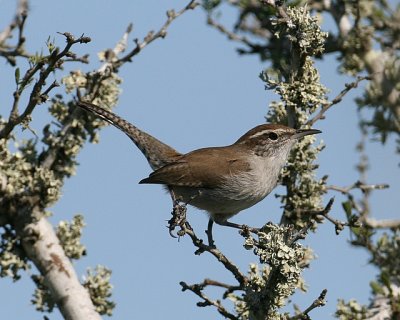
248;129;286;139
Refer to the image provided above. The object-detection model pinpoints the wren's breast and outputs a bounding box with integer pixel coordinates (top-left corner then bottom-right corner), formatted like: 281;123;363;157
172;155;283;221
217;155;281;203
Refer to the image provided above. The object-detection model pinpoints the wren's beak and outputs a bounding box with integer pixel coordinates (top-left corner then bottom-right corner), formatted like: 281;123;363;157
293;128;322;139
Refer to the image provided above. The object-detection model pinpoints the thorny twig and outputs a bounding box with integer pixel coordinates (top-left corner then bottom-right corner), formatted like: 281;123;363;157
312;197;361;235
180;281;237;320
290;198;335;242
182;220;247;287
290;289;328;320
114;0;199;69
206;14;259;49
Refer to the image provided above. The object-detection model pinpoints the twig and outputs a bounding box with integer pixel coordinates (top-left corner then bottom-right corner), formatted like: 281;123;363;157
326;181;389;194
0;0;29;65
114;0;199;68
98;23;133;74
322;211;350;235
290;198;335;242
199;278;242;298
290;289;328;320
180;281;238;320
206;14;258;48
307;76;372;126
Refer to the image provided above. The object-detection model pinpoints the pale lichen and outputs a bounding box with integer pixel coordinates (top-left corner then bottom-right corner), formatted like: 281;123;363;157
31;274;55;312
56;215;86;260
272;6;328;57
232;224;313;319
335;299;369;320
0;226;29;280
83;266;116;316
0;139;62;207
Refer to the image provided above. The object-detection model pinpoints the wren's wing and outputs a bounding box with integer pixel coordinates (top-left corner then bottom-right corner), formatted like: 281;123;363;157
139;146;251;188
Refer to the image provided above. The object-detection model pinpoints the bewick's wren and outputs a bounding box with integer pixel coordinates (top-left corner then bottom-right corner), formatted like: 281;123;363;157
76;101;320;238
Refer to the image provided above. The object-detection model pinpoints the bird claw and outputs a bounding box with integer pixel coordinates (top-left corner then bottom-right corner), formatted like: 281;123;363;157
167;201;188;238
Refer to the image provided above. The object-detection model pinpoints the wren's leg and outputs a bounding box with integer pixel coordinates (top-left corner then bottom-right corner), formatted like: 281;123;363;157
205;219;216;248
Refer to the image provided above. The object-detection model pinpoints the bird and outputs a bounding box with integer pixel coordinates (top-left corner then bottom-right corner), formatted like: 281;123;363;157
76;101;321;242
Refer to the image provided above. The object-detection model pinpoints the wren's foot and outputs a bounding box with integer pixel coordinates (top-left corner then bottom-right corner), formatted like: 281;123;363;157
167;188;188;238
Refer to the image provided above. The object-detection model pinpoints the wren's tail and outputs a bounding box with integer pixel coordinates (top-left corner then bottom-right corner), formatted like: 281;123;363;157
76;101;182;170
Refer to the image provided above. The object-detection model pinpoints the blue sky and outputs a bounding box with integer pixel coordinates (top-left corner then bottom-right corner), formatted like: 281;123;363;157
0;1;398;319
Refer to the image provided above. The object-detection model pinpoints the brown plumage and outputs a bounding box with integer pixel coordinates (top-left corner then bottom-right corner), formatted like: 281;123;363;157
139;146;251;188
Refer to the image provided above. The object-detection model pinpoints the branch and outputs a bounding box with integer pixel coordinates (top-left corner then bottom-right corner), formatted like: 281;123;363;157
307;76;372;126
0;33;91;139
114;0;199;68
363;218;400;229
15;215;101;319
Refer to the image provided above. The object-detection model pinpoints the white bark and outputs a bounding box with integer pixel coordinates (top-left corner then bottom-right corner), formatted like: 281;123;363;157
20;216;101;320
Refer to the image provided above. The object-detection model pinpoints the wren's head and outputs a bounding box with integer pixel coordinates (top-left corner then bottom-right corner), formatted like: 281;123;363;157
234;124;321;158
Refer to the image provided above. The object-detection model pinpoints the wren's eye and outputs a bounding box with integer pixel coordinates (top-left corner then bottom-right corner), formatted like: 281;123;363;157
268;132;278;140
